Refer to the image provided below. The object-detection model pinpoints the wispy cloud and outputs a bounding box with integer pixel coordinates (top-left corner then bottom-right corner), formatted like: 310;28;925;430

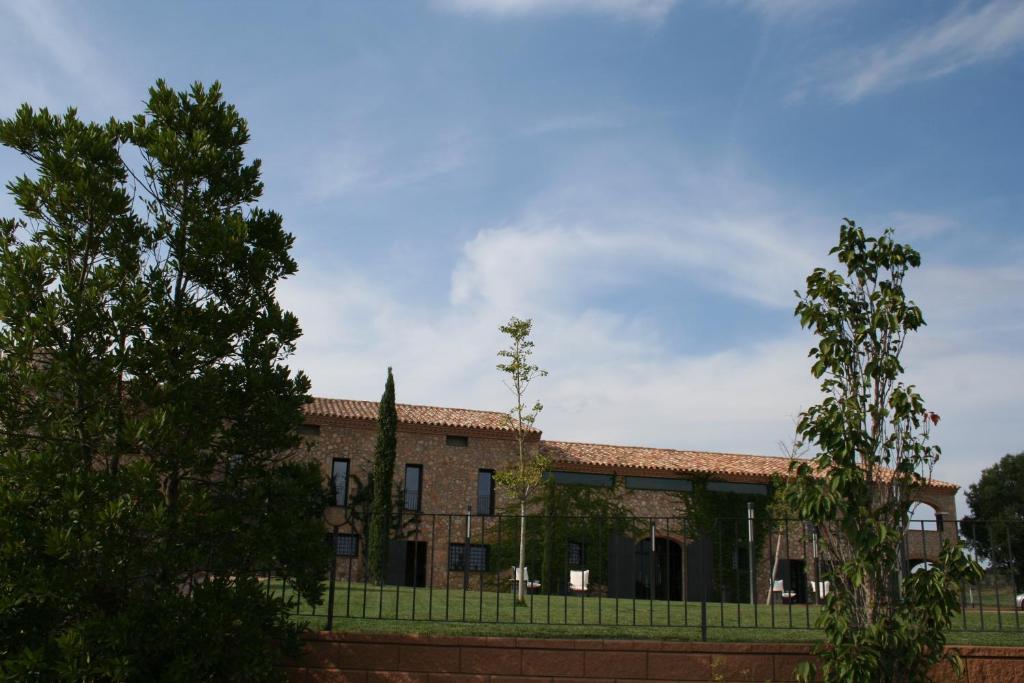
0;0;128;115
729;0;854;22
800;0;1024;103
433;0;679;22
308;129;472;200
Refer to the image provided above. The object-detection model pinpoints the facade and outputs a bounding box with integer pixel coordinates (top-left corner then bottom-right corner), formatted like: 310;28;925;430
300;396;958;603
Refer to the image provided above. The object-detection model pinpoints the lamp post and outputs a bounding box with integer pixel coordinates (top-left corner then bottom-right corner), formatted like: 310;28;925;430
747;502;755;605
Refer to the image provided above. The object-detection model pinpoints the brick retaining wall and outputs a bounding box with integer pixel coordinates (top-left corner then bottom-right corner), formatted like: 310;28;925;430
283;632;1024;682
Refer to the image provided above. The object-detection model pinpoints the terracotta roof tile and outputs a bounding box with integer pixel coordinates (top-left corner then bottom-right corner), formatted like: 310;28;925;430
305;397;537;434
541;440;958;491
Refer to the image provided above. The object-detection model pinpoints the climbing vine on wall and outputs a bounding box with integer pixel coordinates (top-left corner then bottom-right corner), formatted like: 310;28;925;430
488;479;641;594
678;476;774;602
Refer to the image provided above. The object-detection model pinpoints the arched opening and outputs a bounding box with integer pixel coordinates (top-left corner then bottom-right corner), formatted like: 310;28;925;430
909;501;945;533
634;537;683;601
908;559;934;573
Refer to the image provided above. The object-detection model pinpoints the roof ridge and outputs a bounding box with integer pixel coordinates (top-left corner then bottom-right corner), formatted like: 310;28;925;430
317;397;511;418
541;438;798;462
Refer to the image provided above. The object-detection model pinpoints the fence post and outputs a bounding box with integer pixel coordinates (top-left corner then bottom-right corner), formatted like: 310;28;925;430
700;598;707;642
325;524;338;631
747;503;755;606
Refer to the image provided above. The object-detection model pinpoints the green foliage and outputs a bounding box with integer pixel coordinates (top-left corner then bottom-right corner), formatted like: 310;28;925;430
783;219;981;682
495;316;548;601
490;479;641;594
0;81;329;681
367;368;398;584
345;471;420;578
680;477;772;603
962;451;1024;587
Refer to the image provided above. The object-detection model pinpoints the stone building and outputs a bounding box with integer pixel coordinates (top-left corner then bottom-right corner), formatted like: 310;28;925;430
301;396;958;603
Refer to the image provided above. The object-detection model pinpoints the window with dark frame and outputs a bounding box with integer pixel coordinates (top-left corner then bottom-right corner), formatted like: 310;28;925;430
404;464;423;511
298;423;321;437
446;435;469;447
331;458;349;506
624;475;692;492
706;481;769;496
545;471;615;487
448;543;489;571
477;469;495;515
331;533;358;557
567;541;584;567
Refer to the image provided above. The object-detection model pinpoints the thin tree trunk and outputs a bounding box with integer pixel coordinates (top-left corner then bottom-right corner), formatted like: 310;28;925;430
518;499;527;602
766;531;783;605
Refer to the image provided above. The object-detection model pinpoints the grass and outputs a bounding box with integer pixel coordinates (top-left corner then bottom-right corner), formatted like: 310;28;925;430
269;581;1024;646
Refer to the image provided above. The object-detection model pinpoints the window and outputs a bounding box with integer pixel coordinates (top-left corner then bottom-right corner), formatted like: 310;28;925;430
331;458;349;506
545;471;615;487
625;476;692;492
567;541;584;567
404;464;423;511
706;481;768;496
331;533;358;557
298;423;321;437
446;435;469;447
477;469;495;515
448;543;489;571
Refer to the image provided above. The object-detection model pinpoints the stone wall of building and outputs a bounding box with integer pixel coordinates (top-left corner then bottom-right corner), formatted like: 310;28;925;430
300;416;959;599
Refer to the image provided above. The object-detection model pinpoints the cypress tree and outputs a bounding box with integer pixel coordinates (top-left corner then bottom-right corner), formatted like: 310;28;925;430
367;367;398;584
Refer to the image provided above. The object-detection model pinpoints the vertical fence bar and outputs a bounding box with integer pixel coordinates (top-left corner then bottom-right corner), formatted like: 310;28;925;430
445;514;452;622
479;513;485;622
748;503;755;610
428;514;436;621
1007;525;1021;630
650;518;656;626
325;525;338;631
682;516;690;627
970;520;984;631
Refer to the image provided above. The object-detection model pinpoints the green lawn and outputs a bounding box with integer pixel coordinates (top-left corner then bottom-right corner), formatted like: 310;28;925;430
270;581;1023;646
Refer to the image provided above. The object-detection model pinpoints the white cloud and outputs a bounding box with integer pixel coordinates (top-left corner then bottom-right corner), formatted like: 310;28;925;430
280;197;1024;519
0;0;129;115
434;0;679;21
729;0;854;21
804;0;1024;102
308;129;472;200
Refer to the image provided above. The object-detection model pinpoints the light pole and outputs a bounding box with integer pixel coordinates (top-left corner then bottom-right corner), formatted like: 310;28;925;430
747;502;755;605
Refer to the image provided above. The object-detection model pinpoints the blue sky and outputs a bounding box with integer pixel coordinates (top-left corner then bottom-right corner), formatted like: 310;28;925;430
2;0;1022;513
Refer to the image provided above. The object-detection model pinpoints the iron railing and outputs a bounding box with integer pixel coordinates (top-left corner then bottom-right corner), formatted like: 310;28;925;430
268;512;1022;639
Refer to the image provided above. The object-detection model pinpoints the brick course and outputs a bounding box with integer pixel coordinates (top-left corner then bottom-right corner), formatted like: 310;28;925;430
282;632;1024;682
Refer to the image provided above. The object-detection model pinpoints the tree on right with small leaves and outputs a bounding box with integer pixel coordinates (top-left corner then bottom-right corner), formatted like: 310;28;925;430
783;219;981;683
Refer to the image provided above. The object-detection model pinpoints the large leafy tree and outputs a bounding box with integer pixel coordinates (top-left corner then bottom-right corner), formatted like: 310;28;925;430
0;81;329;681
784;220;981;683
963;451;1024;588
367;367;398;584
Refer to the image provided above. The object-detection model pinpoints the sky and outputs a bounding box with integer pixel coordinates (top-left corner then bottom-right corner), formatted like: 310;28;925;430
1;0;1022;515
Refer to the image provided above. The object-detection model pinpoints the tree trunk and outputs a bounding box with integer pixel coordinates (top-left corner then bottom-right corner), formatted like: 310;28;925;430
766;531;783;605
518;499;527;602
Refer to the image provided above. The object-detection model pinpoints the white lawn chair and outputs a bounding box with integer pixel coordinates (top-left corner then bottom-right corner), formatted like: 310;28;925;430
772;579;797;604
569;569;590;596
511;566;541;594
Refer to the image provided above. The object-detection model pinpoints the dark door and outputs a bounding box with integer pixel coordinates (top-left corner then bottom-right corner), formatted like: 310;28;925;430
782;559;807;603
404;541;427;587
635;538;683;600
686;536;713;602
385;539;407;586
606;534;635;599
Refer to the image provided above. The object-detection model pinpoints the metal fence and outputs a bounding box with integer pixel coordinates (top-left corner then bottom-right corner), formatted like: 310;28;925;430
270;512;1022;639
